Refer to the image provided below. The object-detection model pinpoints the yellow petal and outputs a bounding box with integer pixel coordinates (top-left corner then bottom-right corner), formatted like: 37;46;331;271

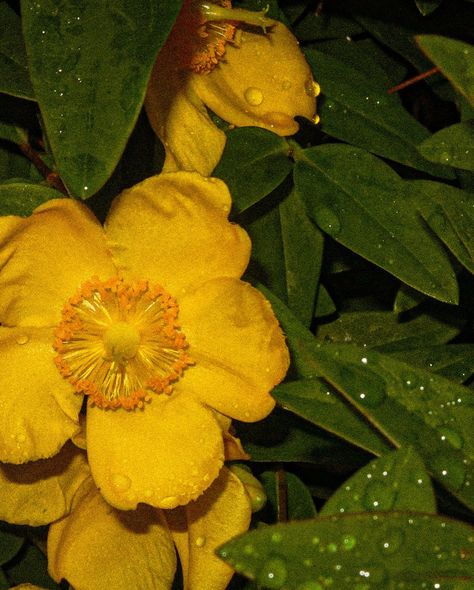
0;326;82;463
0;199;115;327
48;478;176;590
86;393;224;510
145;49;226;175
179;277;289;421
166;467;251;590
0;442;89;526
105;172;250;294
191;22;317;135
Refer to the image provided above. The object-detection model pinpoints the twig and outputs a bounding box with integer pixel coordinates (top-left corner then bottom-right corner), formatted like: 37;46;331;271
18;142;68;195
387;66;440;94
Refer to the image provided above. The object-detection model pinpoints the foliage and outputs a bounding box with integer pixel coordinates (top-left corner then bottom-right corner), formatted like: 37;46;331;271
0;0;473;588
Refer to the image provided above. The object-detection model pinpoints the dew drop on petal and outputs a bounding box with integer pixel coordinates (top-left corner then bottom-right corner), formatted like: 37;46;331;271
110;473;131;492
244;86;264;106
16;335;29;345
195;536;206;547
257;556;288;589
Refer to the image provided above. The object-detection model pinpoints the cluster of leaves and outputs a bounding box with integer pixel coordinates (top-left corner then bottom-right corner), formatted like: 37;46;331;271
0;0;473;588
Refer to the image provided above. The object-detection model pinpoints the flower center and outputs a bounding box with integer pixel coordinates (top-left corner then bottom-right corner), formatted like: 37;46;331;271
53;277;193;410
169;0;274;74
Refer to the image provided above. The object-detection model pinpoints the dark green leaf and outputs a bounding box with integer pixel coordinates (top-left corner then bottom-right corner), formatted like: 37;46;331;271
410;180;474;274
279;189;323;327
304;49;454;178
293;144;459;303
393;285;427;313
236;408;367;467
261;471;317;521
315;310;463;352
308;343;474;510
5;541;62;589
416;35;474;106
314;284;337;318
389;344;474;383
0;181;63;216
415;0;443;16
418;120;474;171
218;513;474;590
0;569;8;590
320;447;436;515
274;379;391;456
0;526;23;565
0;122;28;145
213;127;292;213
0;3;34;100
21;0;183;198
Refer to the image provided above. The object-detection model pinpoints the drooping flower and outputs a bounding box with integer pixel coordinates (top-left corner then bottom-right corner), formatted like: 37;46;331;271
0;435;253;590
145;0;319;175
0;171;289;511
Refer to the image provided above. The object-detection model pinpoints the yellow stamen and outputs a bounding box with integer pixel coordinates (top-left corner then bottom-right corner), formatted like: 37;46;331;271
53;277;193;410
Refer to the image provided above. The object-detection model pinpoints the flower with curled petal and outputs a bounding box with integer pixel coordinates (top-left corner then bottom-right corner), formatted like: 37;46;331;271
0;171;289;511
145;0;319;175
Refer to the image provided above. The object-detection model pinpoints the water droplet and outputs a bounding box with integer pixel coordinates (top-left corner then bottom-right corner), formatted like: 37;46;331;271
362;480;397;511
342;534;356;550
243;544;254;555
195;536;206;547
271;532;283;543
257;556;287;589
439;151;451;164
430;452;466;490
327;542;338;553
314;208;341;236
381;528;404;555
281;78;292;90
438;426;464;450
16;335;29;345
110;473;131;492
427;210;447;232
305;79;321;97
244;87;264;106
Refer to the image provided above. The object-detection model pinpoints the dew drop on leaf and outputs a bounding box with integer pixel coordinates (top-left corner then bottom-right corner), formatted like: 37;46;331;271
362;480;397;511
313;207;342;236
438;426;464;450
380;527;404;555
257;556;288;589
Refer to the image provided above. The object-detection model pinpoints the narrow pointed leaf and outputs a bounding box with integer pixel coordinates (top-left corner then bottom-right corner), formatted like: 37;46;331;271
320;447;436;515
418;121;474;171
0;3;34;100
274;379;391;456
21;0;183;198
415;0;443;16
261;471;317;522
416;35;474;105
213;127;293;213
304;49;454;178
294;144;458;303
309;343;474;510
218;513;474;590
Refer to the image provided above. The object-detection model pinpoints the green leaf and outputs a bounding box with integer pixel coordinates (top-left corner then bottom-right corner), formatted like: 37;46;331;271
416;35;474;106
315;309;463;352
21;0;183;198
0;122;28;145
314;284;337;318
274;379;391;456
389;344;474;383
279;189;324;327
415;0;443;16
218;513;474;589
418;120;474;171
5;541;62;589
293;144;459;304
393;285;427;313
261;471;317;522
0;3;34;100
0;526;23;565
320;447;436;515
236;407;367;467
0;181;63;216
410;180;474;275
213;128;293;213
307;343;474;510
304;49;454;178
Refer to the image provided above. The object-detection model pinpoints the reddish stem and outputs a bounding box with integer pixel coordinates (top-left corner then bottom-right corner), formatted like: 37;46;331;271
387;66;440;94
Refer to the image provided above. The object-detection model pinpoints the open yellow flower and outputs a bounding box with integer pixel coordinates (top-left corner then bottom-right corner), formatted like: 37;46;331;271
145;0;319;175
0;438;252;590
0;171;288;511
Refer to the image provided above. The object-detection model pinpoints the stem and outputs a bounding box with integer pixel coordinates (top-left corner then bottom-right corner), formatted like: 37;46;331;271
18;142;68;195
387;67;440;94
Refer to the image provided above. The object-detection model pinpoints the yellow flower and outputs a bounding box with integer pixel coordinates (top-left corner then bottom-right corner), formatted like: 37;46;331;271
0;439;252;590
0;171;288;511
145;0;319;175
